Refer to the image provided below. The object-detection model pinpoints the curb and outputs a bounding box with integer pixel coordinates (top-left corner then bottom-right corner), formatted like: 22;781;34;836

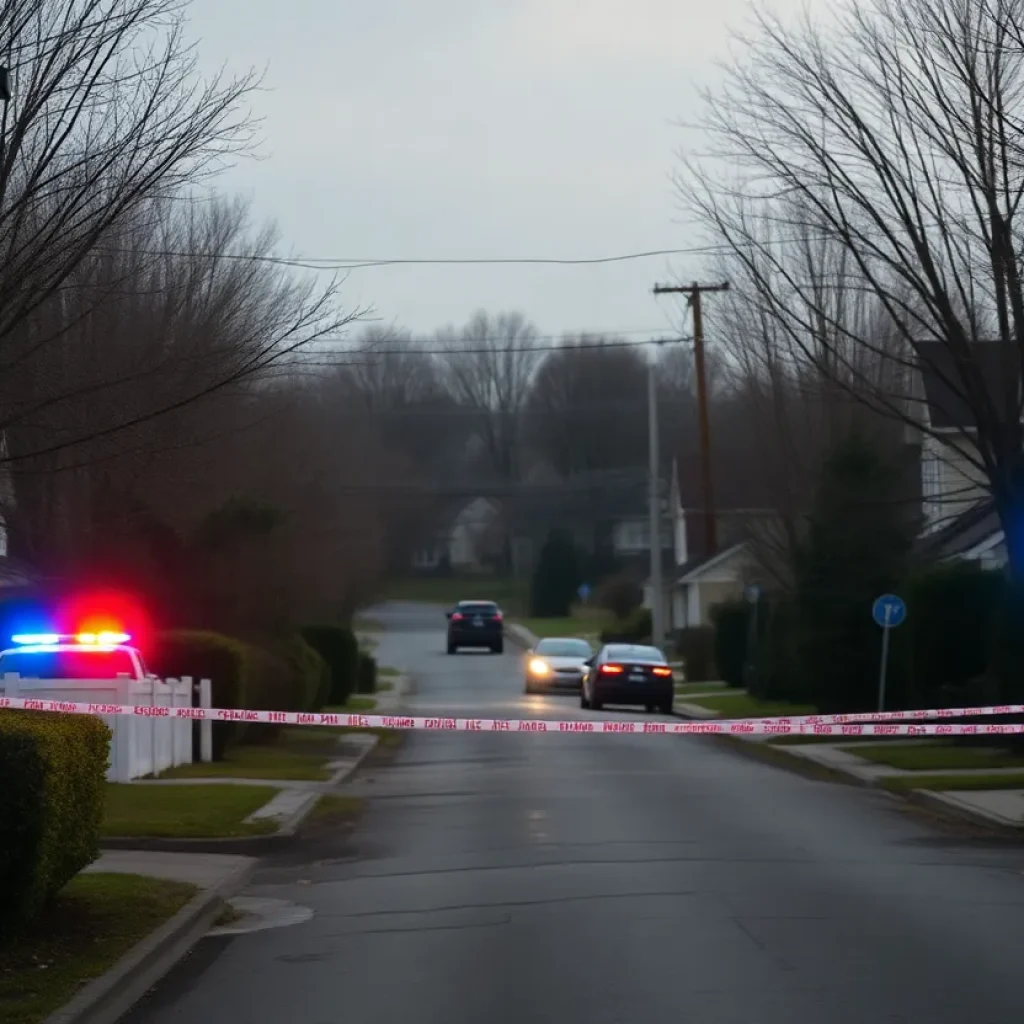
711;733;859;786
907;787;1024;833
712;732;1024;834
43;859;254;1024
504;623;537;650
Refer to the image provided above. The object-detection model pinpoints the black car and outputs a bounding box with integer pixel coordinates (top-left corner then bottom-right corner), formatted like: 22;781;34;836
580;643;674;714
446;600;504;654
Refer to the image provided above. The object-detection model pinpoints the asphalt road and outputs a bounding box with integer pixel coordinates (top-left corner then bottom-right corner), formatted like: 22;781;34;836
129;602;1024;1023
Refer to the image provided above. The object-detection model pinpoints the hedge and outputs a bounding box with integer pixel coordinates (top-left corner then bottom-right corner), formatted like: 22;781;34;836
599;606;652;644
276;633;331;713
673;626;716;682
710;599;749;688
300;624;359;706
355;651;377;695
149;630;250;759
150;630;335;754
0;711;109;932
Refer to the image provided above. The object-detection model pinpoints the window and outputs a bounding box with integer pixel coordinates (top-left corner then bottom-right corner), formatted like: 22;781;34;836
535;639;592;657
616;520;649;550
922;450;941;499
604;645;665;663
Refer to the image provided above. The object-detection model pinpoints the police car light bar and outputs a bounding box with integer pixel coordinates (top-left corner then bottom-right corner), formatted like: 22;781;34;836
11;631;131;646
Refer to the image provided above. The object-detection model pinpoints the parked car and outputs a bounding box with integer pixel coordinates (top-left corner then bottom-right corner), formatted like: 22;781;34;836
580;643;674;714
446;600;504;654
524;637;593;694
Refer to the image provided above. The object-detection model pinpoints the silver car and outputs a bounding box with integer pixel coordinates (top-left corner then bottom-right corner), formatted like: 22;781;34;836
524;637;594;694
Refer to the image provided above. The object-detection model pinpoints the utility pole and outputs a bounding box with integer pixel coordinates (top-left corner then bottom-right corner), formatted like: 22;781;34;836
652;281;729;555
645;337;682;649
648;357;663;649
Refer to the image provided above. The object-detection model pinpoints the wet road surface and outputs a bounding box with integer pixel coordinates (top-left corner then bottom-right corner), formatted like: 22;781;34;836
126;601;1024;1023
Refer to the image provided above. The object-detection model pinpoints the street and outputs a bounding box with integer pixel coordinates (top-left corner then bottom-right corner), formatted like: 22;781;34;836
128;603;1024;1024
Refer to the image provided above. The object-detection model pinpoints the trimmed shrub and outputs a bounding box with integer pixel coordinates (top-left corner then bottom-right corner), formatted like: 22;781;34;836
599;606;652;644
903;562;1004;708
301;624;359;706
711;599;749;688
752;597;807;703
674;626;716;682
150;631;299;755
530;529;581;617
0;711;109;933
276;633;330;713
149;630;248;759
355;651;377;695
595;574;643;620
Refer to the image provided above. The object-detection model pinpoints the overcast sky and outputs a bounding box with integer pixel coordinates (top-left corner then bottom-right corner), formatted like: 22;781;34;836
188;0;808;339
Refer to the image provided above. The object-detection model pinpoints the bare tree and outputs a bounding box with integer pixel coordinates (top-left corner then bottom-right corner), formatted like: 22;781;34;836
0;0;351;459
5;196;357;572
435;310;541;483
526;336;648;476
682;0;1024;578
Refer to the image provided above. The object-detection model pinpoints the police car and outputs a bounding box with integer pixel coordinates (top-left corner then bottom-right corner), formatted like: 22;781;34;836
0;631;153;681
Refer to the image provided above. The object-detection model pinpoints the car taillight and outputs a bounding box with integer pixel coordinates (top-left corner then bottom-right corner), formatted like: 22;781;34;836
601;664;623;675
494;612;503;621
652;666;672;677
451;612;463;621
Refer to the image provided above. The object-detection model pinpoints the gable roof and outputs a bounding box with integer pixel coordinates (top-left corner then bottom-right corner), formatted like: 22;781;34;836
676;542;749;585
913;497;1001;561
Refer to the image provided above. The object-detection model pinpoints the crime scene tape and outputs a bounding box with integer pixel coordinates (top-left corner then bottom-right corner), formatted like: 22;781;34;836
3;694;1024;737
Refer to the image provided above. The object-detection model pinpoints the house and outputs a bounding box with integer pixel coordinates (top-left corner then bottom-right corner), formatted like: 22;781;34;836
640;458;763;630
914;342;1007;569
504;468;676;579
410;497;504;573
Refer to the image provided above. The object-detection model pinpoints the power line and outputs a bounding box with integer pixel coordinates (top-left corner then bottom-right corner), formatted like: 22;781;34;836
304;333;690;361
97;246;722;271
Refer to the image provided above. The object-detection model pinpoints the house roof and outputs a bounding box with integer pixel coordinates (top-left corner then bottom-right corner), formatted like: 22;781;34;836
913;497;1002;561
915;341;1010;430
676;542;749;585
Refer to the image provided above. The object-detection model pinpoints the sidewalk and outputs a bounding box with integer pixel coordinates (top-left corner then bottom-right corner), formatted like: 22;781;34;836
87;849;255;890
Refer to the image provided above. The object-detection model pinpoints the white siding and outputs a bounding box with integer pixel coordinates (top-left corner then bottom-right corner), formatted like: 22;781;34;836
922;432;988;533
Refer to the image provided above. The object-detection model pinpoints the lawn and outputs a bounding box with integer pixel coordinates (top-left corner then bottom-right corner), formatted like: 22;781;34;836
352;615;382;632
852;742;1024;772
103;783;280;838
686;693;818;719
324;695;377;713
675;682;736;696
378;665;400;678
765;734;878;746
380;576;528;612
517;613;609;643
0;873;197;1024
882;771;1024;792
159;733;337;781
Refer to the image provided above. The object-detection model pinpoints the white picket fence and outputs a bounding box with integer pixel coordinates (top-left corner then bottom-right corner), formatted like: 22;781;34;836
0;673;213;782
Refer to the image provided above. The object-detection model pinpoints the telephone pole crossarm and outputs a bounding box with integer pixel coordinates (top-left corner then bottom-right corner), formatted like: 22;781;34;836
651;281;730;557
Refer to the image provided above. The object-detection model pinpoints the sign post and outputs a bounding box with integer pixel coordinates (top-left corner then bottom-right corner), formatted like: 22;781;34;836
871;594;906;712
743;584;762;691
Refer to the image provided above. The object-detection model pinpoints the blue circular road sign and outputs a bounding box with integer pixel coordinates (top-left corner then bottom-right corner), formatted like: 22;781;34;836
872;593;906;628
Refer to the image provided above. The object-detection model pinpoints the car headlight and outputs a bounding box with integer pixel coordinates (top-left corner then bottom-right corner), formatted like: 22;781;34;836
528;657;549;676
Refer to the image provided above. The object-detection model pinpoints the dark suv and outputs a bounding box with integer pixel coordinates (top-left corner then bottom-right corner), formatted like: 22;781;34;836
447;601;504;654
